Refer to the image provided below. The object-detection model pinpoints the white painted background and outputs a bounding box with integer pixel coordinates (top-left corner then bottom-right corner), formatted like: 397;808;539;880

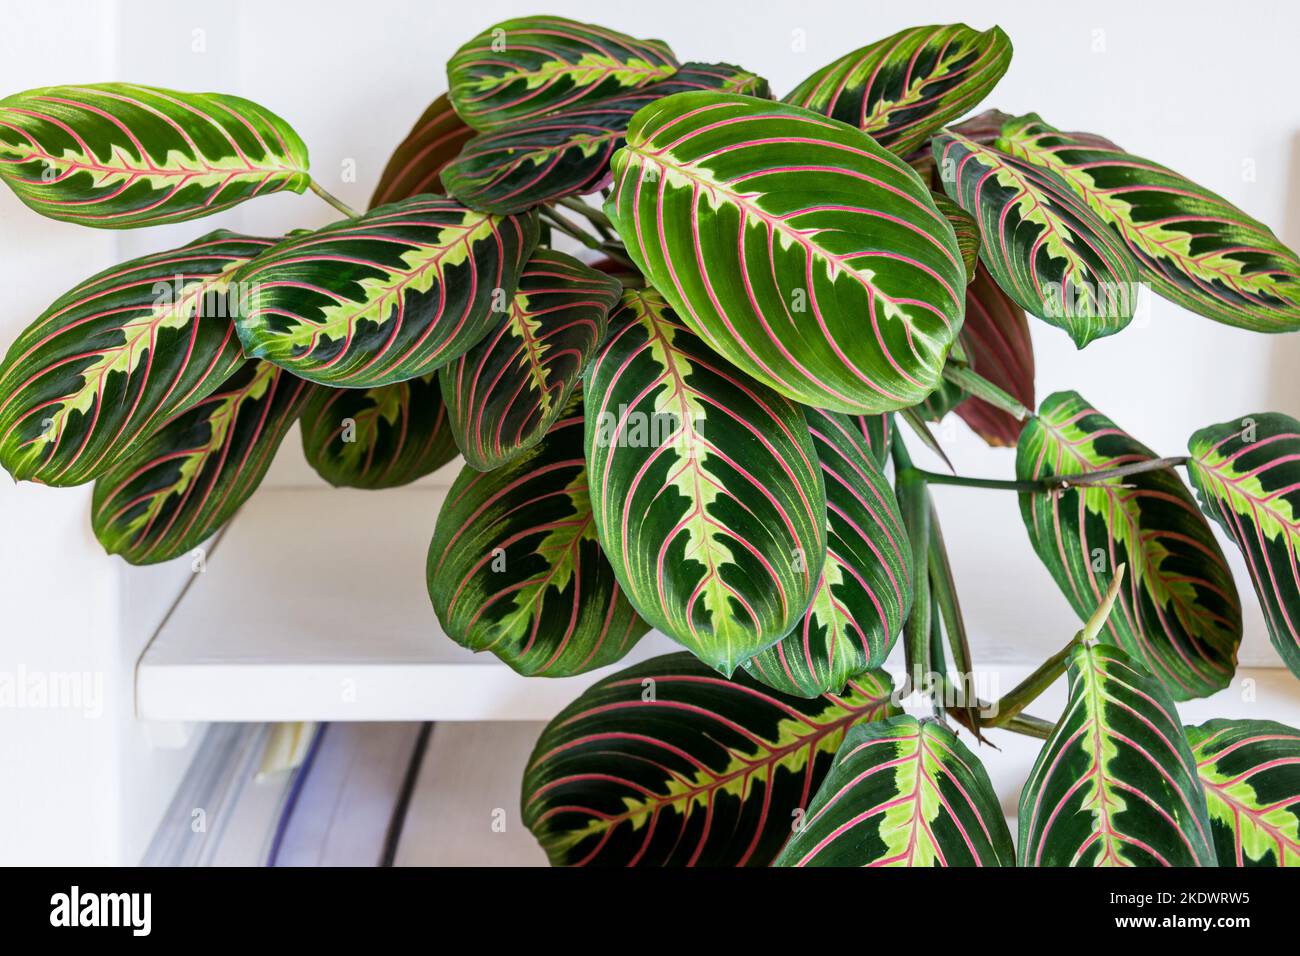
2;0;1300;863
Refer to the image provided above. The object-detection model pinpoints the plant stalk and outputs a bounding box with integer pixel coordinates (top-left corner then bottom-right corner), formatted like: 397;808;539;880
540;206;604;250
893;433;932;695
559;195;615;233
927;501;978;730
942;365;1030;421
309;179;361;219
982;564;1127;727
901;456;1192;495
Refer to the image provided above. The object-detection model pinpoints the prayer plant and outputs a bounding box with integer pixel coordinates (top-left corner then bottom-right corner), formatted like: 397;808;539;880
2;15;1299;867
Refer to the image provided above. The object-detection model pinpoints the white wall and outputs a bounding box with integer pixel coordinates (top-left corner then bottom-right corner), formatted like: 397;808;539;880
2;0;1298;862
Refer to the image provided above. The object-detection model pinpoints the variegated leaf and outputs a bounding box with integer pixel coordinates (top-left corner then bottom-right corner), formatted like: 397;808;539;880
0;230;270;487
583;288;827;674
932;189;980;281
522;652;897;866
852;413;893;470
429;396;647;676
1186;718;1300;867
91;361;313;564
298;374;457;489
369;93;474;207
999;114;1300;332
745;409;913;697
1187;413;1300;677
447;15;678;131
1017;391;1241;699
952;262;1034;447
783;24;1012;156
775;715;1014;866
440;249;620;470
443;63;769;214
0;83;308;228
232;195;538;387
934;130;1140;347
1019;641;1216;866
607;92;966;414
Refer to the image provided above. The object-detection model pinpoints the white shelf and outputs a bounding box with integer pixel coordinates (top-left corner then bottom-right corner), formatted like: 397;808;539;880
136;486;1300;729
135;485;678;721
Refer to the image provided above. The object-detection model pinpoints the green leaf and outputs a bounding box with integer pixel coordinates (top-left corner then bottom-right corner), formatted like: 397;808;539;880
232;195;539;387
607;91;966;414
0;83;308;228
999;113;1300;332
745;408;913;697
369;93;474;208
1187;413;1300;678
91;361;313;565
428;395;647;677
583;288;827;674
443;63;769;215
447;15;678;131
521;652;898;866
952;263;1034;447
1017;391;1241;700
774;715;1014;866
1019;641;1216;866
0;230;271;486
440;249;620;470
299;374;457;489
933;130;1141;347
783;24;1012;156
1186;718;1300;867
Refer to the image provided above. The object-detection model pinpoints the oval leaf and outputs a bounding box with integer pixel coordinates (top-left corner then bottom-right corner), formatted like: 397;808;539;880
934;130;1140;347
0;83;308;228
1186;718;1300;867
369;93;474;208
0;230;271;487
783;24;1012;155
584;288;827;674
440;248;620;470
443;63;769;214
1187;413;1300;678
774;715;1014;866
952;262;1034;447
745;409;913;697
521;652;898;866
999;114;1300;332
299;374;457;489
607;92;966;414
1017;391;1241;699
1019;641;1216;866
447;15;678;131
428;396;647;677
91;361;313;565
232;195;538;387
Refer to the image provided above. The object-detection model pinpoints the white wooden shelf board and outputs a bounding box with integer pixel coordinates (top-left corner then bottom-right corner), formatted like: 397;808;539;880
135;485;678;721
136;487;1300;730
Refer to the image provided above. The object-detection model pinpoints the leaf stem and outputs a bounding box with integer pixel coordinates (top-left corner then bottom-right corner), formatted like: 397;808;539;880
540;206;603;251
904;468;1043;492
901;456;1191;495
982;564;1127;728
559;195;615;232
309;179;361;219
1053;456;1190;488
893;434;932;694
943;365;1030;421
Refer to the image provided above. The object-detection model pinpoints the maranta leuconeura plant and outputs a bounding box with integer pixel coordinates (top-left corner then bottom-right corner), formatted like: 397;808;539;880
2;16;1299;867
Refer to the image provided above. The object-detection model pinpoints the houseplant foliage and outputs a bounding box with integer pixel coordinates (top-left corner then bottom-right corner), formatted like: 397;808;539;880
1;14;1298;866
